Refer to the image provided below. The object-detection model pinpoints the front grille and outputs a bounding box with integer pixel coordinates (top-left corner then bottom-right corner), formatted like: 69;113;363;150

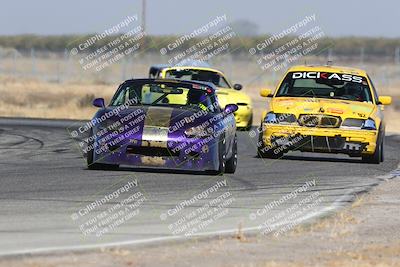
320;116;340;127
296;136;366;155
298;115;319;127
298;114;341;128
307;136;345;150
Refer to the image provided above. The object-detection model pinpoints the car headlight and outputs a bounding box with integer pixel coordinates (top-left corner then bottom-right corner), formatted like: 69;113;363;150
184;126;213;138
361;118;376;130
264;112;297;124
342;118;364;128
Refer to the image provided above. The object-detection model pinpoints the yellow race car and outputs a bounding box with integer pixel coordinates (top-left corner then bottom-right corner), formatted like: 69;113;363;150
258;64;392;164
149;64;253;130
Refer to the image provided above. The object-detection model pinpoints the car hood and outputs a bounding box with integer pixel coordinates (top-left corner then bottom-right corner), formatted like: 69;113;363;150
99;105;214;133
270;97;376;119
216;87;252;108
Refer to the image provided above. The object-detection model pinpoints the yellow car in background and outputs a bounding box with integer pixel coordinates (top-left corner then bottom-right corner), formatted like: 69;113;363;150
258;65;392;164
149;64;253;130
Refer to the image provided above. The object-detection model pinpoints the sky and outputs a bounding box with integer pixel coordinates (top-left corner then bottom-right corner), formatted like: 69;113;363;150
0;0;398;37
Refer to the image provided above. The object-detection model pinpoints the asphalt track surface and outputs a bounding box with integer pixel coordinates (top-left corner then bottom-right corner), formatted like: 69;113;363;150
0;117;399;256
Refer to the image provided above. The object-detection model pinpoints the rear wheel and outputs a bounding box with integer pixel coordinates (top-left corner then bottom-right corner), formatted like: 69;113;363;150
225;135;237;173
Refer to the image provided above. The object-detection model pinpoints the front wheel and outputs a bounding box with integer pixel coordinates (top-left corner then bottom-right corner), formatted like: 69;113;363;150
258;147;283;159
207;137;226;175
244;115;253;131
225;135;237;173
362;138;383;164
257;128;283;159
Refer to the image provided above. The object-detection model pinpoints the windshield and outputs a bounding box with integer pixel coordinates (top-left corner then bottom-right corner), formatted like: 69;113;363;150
110;81;218;112
276;71;373;103
165;69;230;88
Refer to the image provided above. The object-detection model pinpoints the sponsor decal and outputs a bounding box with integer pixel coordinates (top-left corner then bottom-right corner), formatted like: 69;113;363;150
292;72;364;83
327;108;344;114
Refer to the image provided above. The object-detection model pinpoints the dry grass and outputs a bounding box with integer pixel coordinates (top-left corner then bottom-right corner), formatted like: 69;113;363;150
287;209;358;239
0;75;115;119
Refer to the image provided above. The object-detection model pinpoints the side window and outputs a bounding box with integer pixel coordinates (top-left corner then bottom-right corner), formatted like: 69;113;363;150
128;86;141;104
113;89;127;106
219;75;230;88
279;81;290;95
367;75;379;103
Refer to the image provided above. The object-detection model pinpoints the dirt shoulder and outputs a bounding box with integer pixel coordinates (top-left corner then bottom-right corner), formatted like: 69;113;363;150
2;173;400;267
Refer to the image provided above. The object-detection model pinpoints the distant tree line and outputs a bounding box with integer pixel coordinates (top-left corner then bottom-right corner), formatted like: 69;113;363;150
0;35;399;57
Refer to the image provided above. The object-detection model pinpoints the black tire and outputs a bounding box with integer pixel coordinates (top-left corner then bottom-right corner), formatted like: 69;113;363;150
225;135;237;173
244;115;253;131
362;138;383;164
257;126;267;158
258;147;283;159
87;147;105;170
257;127;283;159
207;137;226;175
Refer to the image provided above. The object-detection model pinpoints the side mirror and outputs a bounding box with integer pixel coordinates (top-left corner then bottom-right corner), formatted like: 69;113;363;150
260;88;273;97
92;98;105;108
233;84;242;90
378;96;392;105
224;104;238;114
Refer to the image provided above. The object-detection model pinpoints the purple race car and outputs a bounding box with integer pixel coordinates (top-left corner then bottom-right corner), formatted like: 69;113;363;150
86;79;238;174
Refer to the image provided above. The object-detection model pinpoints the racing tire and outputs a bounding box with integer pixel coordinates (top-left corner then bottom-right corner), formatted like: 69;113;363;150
207;137;226;175
362;132;384;164
225;134;237;174
257;130;283;159
244;115;253;131
258;147;283;159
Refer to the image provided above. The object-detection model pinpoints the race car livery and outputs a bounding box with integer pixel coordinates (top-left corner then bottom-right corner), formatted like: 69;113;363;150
149;64;253;130
258;65;392;163
86;79;238;174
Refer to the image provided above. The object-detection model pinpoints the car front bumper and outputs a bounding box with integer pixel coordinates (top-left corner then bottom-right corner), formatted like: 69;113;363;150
92;136;221;171
234;105;252;128
260;123;379;156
